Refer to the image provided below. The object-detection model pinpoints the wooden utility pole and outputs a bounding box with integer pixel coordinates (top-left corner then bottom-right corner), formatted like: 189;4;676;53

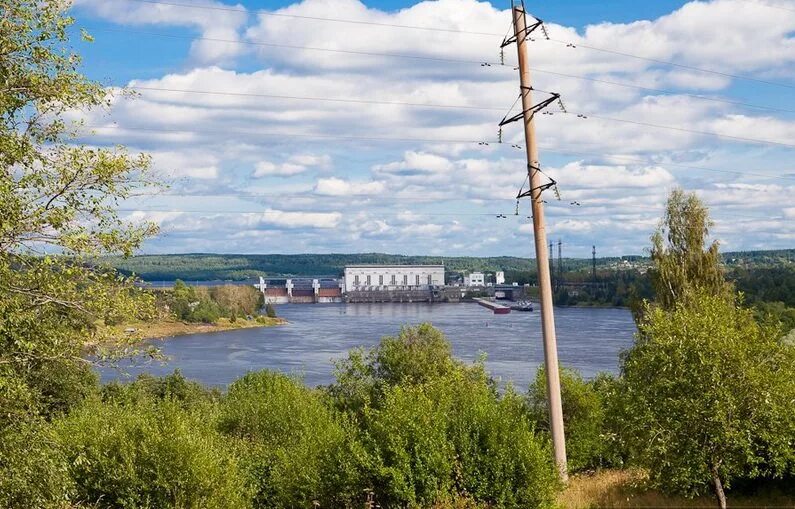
512;4;568;481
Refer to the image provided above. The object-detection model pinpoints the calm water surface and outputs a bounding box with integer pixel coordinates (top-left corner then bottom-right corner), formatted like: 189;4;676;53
99;303;637;388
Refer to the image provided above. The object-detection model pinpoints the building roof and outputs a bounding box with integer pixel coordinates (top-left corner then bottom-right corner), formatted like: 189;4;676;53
344;265;445;269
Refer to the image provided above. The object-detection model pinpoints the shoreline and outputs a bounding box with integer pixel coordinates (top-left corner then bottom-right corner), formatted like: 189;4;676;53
102;316;287;343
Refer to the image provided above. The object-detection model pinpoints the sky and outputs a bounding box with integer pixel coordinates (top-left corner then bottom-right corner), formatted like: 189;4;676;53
66;0;795;258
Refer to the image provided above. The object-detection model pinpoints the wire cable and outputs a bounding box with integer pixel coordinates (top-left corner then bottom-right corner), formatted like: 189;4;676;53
83;111;795;151
77;124;795;180
540;38;795;90
101;0;795;90
558;110;795;149
120;0;506;36
129;86;505;111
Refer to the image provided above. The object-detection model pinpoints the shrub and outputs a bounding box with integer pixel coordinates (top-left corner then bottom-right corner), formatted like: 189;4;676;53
265;302;277;318
0;421;73;508
364;370;558;508
218;371;366;508
56;398;251;509
329;323;459;418
621;294;795;502
528;366;613;472
331;324;559;508
101;370;220;409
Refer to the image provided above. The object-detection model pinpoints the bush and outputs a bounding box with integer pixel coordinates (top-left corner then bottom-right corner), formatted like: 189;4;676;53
56;397;251;509
528;366;615;472
621;294;795;500
218;371;366;508
101;370;220;409
0;421;73;508
331;324;559;508
329;323;459;418
364;370;558;508
265;302;277;318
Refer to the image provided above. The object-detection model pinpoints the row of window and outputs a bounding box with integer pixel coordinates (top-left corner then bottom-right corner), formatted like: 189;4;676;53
352;274;434;286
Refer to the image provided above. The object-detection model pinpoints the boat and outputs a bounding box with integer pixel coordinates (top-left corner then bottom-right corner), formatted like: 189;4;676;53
510;301;534;312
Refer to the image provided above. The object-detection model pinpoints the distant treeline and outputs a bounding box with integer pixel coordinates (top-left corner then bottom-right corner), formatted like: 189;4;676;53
103;250;795;282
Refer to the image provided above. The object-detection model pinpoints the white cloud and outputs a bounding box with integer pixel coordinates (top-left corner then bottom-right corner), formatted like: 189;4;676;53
261;209;341;228
74;0;249;64
69;0;795;254
253;161;306;177
151;150;219;179
314;177;386;196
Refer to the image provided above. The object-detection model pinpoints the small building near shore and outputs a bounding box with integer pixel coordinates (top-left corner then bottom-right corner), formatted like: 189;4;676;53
343;265;445;293
464;272;485;287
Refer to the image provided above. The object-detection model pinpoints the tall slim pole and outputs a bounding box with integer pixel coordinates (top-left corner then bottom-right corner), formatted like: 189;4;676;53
512;5;568;481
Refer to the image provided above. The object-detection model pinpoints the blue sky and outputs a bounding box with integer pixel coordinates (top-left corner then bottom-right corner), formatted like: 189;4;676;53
66;0;795;257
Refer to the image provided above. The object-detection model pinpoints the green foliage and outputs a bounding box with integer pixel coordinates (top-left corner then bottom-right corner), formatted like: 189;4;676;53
329;323;459;419
330;324;558;508
364;371;558;508
753;301;795;335
101;370;220;409
265;302;277;318
732;266;795;307
56;397;251;509
161;280;262;323
1;0;158;428
648;189;731;310
0;421;73;508
218;371;365;508
621;294;795;498
528;366;617;473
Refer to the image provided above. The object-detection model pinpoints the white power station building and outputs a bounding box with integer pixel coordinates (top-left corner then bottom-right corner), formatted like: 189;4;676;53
343;265;445;292
464;272;485;286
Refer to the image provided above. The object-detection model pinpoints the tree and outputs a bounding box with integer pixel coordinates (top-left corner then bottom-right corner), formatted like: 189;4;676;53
648;188;731;310
0;0;158;426
621;295;795;508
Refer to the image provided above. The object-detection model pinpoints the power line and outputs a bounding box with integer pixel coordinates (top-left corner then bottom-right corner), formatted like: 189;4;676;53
84;26;496;66
540;38;795;91
84;110;795;150
79;124;795;181
85;123;487;144
129;86;504;111
535;144;794;181
525;69;795;115
130;82;795;116
121;0;504;37
97;1;795;90
84;27;795;100
559;111;795;149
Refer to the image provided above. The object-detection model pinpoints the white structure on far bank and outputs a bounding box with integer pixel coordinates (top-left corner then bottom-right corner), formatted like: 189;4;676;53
495;271;505;285
464;272;485;286
343;265;444;292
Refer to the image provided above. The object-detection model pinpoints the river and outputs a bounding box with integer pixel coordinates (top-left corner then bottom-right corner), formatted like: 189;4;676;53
99;303;637;389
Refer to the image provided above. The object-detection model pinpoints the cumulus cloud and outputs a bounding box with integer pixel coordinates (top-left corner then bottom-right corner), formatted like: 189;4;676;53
68;0;795;254
261;209;341;229
314;177;386;196
74;0;249;64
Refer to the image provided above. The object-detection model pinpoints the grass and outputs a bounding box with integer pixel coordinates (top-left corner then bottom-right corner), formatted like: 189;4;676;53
559;469;795;508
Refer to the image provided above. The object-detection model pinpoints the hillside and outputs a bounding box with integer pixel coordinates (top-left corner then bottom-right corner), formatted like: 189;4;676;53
102;249;795;281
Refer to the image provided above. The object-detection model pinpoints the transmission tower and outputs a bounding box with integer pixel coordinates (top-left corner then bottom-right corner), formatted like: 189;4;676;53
557;239;563;288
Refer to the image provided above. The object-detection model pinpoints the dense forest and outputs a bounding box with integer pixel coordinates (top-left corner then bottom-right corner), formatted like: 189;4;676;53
102;249;794;281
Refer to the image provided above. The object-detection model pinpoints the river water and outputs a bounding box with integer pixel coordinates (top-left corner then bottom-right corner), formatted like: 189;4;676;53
99;303;637;389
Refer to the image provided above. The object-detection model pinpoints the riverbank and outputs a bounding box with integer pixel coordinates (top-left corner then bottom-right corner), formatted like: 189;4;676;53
102;316;286;343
